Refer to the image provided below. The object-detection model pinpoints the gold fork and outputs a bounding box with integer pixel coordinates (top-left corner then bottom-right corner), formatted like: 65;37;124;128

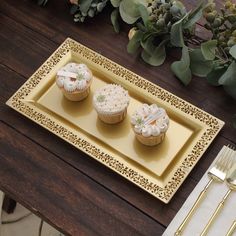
175;145;235;236
200;159;236;236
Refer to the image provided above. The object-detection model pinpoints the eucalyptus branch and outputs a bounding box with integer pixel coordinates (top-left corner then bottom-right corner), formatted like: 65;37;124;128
35;0;236;112
218;46;229;61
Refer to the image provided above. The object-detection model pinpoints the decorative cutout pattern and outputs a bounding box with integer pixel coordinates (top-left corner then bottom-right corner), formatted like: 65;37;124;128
8;38;224;202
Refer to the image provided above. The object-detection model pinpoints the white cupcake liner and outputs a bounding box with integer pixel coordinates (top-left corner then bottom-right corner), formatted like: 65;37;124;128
97;108;127;124
62;86;91;101
135;132;165;146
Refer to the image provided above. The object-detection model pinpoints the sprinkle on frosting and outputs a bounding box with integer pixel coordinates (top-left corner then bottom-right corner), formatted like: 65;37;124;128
56;63;92;92
131;104;169;137
93;84;130;115
97;94;106;103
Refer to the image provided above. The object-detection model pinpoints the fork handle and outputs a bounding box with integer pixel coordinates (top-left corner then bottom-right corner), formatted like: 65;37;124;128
226;220;236;236
200;189;232;236
174;179;213;236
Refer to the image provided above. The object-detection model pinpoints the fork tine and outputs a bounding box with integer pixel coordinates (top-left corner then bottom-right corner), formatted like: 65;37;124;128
229;147;236;167
225;149;235;171
215;146;230;170
222;145;236;171
215;146;227;168
216;145;235;171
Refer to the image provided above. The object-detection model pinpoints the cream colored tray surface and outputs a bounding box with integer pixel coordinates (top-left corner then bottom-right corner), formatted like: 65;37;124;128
6;38;224;203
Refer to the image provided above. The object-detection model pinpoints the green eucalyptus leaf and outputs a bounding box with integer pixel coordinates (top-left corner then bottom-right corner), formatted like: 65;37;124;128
136;22;146;31
219;61;236;99
81;17;85;22
206;66;227;86
229;45;236;59
111;9;120;33
88;8;95;17
219;62;236;85
201;40;217;60
119;0;147;24
127;30;143;54
138;4;149;27
171;13;189;47
141;39;168;66
146;21;161;32
74;13;81;18
97;2;107;12
81;11;87;17
74;17;80;22
171;21;183;47
183;0;204;29
80;0;93;13
176;1;187;15
142;30;158;41
141;36;155;55
189;49;213;77
171;45;192;85
119;6;139;24
110;0;121;7
171;1;186;17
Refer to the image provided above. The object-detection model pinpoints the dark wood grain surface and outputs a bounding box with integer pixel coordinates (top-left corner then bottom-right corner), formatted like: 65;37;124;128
0;0;235;235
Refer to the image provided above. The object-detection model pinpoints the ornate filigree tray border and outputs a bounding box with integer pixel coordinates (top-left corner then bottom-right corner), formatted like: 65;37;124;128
6;38;224;203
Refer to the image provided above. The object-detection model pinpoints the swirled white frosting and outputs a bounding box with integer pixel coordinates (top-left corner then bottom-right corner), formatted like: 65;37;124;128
56;63;92;92
131;104;169;137
93;84;130;115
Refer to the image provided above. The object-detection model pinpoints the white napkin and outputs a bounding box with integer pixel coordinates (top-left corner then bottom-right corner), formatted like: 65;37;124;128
163;147;236;236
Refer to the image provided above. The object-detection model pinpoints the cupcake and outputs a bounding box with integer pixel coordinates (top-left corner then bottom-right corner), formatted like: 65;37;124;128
93;84;130;124
56;62;93;101
131;104;169;146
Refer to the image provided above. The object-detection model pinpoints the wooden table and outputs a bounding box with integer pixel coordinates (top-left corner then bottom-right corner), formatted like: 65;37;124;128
0;1;235;235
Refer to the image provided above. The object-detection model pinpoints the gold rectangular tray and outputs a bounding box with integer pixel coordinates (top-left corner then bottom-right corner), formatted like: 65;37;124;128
6;38;224;203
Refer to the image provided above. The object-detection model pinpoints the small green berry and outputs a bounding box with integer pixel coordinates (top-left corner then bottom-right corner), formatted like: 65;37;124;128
204;3;216;13
212;18;222;27
156;18;165;28
227;39;236;47
88;9;95;17
218;35;225;42
162;3;171;10
232;30;236;37
170;5;180;16
230;4;236;11
232;8;236;14
225;29;232;38
225;1;232;9
206;12;216;22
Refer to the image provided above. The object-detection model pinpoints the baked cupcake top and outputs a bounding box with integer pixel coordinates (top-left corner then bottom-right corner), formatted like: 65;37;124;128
56;63;92;92
131;104;169;137
93;84;130;115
